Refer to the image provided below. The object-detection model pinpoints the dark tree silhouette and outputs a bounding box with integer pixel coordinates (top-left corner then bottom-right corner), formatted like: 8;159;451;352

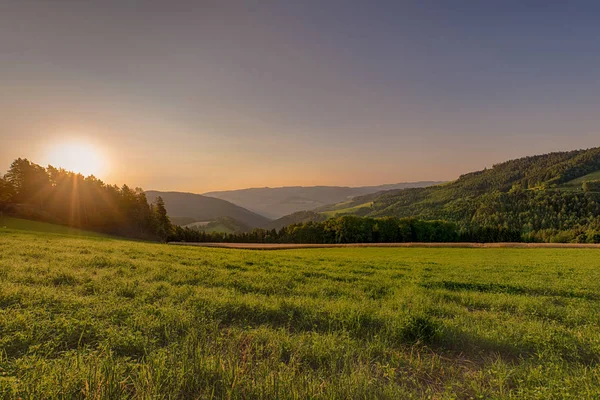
152;196;172;241
2;158;165;240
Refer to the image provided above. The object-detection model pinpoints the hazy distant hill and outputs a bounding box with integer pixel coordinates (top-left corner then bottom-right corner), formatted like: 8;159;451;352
184;216;252;234
203;182;443;219
316;147;600;234
145;191;270;229
264;211;327;231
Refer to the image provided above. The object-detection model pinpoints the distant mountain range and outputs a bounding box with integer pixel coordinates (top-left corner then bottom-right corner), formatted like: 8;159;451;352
146;182;443;232
203;182;443;219
149;147;600;238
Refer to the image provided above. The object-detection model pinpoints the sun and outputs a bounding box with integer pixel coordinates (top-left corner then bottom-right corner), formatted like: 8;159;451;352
46;142;106;177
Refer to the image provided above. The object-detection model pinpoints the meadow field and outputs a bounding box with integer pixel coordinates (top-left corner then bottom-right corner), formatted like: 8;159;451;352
1;222;600;399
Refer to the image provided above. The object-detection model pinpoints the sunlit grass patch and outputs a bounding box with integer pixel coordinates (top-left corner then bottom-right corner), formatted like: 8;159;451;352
1;229;600;398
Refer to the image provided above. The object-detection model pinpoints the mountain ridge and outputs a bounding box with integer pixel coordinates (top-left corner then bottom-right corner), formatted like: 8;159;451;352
145;190;270;229
313;147;600;239
203;181;444;219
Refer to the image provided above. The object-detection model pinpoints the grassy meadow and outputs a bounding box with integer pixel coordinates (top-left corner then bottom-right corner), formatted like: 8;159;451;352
1;221;600;398
565;170;600;186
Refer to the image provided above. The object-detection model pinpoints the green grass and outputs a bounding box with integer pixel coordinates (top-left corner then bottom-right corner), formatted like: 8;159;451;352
0;217;108;238
560;170;600;188
183;221;235;234
2;226;600;398
320;202;373;217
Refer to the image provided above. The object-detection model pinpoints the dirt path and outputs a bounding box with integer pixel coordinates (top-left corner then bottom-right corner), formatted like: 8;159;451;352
168;242;600;250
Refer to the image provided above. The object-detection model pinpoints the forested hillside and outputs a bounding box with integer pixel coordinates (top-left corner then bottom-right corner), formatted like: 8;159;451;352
5;148;600;243
204;182;442;219
318;147;600;242
0;158;171;240
145;191;270;229
264;211;327;231
184;216;251;234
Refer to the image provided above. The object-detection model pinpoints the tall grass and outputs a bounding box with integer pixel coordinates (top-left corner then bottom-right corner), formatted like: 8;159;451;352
1;225;600;398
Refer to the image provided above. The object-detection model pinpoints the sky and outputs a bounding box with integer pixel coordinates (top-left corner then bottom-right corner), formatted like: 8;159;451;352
1;1;600;192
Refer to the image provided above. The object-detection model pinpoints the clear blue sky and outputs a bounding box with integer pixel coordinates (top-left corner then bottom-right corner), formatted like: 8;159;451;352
1;1;599;192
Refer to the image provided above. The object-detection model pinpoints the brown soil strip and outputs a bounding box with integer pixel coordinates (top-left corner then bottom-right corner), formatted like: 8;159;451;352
168;242;600;250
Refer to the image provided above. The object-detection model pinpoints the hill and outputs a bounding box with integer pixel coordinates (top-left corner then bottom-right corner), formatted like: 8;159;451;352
559;170;600;190
145;191;270;229
0;216;109;238
264;210;328;231
184;216;251;234
203;182;443;219
317;147;600;240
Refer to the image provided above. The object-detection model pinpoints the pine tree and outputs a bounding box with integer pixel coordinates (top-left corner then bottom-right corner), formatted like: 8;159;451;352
0;177;15;207
153;196;172;241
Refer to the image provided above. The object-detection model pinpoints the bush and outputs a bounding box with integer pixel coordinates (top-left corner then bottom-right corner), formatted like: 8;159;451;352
583;180;600;192
401;314;442;345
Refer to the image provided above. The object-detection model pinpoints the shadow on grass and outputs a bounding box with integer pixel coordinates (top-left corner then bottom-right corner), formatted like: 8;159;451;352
421;280;600;301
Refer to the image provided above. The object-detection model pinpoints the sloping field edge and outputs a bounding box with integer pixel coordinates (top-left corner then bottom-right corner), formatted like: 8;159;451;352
168;242;600;250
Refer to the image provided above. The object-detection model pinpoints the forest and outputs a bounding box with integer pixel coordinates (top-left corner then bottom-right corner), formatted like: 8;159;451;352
2;149;600;244
0;158;171;240
317;147;600;243
169;216;528;244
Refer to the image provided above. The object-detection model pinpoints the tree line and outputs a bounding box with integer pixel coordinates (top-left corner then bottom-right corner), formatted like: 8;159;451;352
169;214;600;244
0;158;171;240
168;215;527;244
